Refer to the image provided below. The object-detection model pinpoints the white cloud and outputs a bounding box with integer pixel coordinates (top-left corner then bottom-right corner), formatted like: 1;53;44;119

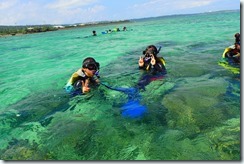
42;0;105;24
131;0;220;10
46;0;97;9
126;0;222;19
0;0;17;10
87;5;105;14
175;0;218;9
0;0;106;25
49;4;106;24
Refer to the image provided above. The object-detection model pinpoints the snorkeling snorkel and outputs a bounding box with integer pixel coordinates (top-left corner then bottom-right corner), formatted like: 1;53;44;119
157;46;162;54
95;70;100;78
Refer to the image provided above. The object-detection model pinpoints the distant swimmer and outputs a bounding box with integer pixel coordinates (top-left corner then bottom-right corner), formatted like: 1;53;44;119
92;30;97;36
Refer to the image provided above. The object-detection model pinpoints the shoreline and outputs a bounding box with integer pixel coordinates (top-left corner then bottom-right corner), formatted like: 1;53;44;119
0;20;131;38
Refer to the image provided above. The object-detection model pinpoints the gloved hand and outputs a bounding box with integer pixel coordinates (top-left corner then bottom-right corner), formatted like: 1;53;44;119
64;83;74;93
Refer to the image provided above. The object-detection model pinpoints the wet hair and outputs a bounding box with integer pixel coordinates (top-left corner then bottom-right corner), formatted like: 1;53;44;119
82;57;100;70
92;31;97;36
234;33;240;43
143;45;158;56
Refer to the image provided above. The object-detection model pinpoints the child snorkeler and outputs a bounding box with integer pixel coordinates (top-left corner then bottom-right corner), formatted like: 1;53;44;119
64;57;100;96
137;45;167;90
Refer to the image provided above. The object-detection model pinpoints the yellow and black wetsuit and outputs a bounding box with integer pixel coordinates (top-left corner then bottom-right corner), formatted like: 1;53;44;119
137;57;166;90
139;57;166;75
222;46;240;64
65;69;97;95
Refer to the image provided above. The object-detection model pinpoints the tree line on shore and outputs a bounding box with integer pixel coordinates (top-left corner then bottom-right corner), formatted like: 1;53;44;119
0;20;131;37
0;25;58;36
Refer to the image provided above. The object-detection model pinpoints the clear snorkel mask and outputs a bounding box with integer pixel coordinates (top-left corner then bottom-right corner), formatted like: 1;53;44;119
144;52;153;61
143;46;162;62
83;61;100;78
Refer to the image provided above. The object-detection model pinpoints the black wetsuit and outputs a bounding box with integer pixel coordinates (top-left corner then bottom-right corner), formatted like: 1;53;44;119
137;57;167;90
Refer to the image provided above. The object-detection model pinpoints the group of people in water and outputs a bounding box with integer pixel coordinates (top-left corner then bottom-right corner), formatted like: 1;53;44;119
92;26;127;36
64;44;166;96
65;32;240;96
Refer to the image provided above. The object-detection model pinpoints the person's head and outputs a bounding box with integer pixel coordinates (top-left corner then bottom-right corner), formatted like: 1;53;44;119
234;33;240;38
82;57;100;77
92;30;97;36
142;45;158;63
234;33;240;43
143;45;158;57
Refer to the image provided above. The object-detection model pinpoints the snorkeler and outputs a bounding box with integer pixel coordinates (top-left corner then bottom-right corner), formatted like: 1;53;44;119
64;57;100;96
137;45;167;90
222;33;241;64
138;45;166;73
92;30;97;36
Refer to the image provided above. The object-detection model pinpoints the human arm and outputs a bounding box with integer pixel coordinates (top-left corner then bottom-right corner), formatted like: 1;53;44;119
64;72;80;93
233;52;240;58
150;56;166;74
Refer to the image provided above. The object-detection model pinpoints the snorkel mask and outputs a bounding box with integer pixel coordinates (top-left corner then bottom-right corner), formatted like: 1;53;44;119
143;50;155;62
83;61;100;78
143;46;162;61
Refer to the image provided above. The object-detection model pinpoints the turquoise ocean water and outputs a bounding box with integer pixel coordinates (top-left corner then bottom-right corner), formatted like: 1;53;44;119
0;10;240;160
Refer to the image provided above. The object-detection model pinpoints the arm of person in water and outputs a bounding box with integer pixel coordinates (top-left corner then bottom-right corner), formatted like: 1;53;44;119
233;52;240;58
150;55;165;74
64;72;80;93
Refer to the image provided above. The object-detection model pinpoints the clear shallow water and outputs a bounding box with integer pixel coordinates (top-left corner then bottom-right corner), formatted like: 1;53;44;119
0;10;240;160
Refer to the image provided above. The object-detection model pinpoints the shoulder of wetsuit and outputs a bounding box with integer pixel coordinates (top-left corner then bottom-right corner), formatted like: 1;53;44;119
158;57;166;66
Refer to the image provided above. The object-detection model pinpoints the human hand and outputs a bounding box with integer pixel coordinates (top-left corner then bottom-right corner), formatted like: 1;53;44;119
139;56;144;67
82;79;90;93
150;55;156;65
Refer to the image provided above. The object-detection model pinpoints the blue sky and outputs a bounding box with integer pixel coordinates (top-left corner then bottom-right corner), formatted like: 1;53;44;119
0;0;240;25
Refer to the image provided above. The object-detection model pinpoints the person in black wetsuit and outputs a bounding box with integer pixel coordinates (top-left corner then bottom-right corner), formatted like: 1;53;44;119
223;33;241;64
137;45;167;90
